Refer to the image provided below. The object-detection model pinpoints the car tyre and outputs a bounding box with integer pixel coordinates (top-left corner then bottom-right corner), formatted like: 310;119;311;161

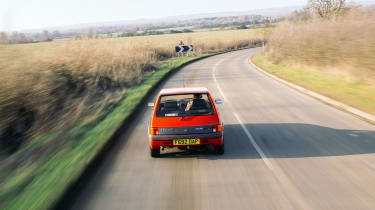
150;147;160;157
214;141;224;155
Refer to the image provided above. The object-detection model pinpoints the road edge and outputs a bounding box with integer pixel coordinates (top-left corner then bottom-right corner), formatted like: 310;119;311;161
53;47;259;210
249;54;375;125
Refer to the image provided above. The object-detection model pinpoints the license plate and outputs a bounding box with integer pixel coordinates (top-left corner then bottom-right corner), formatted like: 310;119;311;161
173;138;200;145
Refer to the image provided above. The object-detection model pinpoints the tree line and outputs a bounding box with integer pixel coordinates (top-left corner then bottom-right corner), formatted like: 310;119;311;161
0;14;278;44
0;30;62;44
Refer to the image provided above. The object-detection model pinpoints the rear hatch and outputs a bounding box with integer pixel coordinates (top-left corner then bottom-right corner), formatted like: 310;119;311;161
152;115;220;135
151;92;221;135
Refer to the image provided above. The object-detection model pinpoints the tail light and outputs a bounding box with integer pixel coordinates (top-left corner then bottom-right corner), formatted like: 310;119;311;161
149;127;159;135
213;124;223;132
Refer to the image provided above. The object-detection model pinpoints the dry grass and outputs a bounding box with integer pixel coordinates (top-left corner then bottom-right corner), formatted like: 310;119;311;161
264;6;375;83
0;28;265;153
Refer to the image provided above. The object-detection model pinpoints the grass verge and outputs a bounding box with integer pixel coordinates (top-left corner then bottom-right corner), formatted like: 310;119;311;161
0;53;212;210
251;54;375;116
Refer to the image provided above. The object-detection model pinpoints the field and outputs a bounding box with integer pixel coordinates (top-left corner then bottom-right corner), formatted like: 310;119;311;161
252;6;375;116
0;28;266;210
263;7;375;83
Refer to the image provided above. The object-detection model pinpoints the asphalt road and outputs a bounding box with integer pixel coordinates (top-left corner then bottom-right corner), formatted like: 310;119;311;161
69;48;375;210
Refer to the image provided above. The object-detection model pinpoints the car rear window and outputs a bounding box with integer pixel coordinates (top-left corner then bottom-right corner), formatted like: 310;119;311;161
156;93;214;117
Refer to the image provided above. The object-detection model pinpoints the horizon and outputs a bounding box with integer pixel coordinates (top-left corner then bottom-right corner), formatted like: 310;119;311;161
1;0;370;32
17;5;301;33
2;0;308;32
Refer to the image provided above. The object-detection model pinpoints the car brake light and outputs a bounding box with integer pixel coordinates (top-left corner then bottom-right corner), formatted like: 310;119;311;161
213;124;222;132
150;127;159;135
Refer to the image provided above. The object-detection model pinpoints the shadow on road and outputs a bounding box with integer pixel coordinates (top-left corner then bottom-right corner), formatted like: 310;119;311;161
161;123;375;160
57;122;375;210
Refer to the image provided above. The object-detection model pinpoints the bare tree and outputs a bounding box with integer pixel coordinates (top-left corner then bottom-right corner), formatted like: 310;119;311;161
18;33;28;43
41;30;52;41
88;28;96;39
0;32;8;44
288;8;312;22
10;32;20;44
308;0;348;19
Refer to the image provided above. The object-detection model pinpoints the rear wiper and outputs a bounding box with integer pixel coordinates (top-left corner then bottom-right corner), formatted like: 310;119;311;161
179;113;187;120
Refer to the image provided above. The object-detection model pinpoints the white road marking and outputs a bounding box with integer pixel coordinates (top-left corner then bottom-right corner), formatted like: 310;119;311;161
212;53;312;210
212;59;228;101
212;57;273;170
233;112;275;170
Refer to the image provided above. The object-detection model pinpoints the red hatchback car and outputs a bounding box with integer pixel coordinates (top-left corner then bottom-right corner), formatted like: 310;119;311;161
148;87;224;157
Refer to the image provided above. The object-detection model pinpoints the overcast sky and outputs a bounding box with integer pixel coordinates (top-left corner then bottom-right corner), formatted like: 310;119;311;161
0;0;363;31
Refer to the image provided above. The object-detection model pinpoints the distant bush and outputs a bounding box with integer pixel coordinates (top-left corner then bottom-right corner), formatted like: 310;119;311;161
169;30;183;34
237;24;248;29
120;30;165;37
182;29;194;33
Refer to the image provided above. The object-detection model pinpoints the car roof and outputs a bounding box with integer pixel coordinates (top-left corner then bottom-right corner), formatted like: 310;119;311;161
159;87;209;95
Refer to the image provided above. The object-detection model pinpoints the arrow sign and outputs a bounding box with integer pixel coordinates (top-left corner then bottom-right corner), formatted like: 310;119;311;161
175;45;193;53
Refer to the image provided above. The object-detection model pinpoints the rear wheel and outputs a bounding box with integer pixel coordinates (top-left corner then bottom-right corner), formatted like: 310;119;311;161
150;147;160;157
214;140;224;155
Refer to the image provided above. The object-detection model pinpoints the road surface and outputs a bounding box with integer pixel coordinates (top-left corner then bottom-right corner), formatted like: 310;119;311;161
69;48;375;210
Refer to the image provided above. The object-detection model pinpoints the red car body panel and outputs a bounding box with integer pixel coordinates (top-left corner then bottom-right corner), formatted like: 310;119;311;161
148;87;223;149
151;115;219;128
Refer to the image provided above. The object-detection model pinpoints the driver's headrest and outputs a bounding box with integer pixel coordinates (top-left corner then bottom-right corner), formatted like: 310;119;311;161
165;101;178;108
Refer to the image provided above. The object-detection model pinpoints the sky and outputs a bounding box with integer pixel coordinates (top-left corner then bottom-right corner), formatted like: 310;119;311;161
1;0;310;31
0;0;362;31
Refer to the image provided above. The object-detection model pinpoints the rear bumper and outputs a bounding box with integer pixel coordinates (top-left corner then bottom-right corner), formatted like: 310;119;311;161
149;132;223;149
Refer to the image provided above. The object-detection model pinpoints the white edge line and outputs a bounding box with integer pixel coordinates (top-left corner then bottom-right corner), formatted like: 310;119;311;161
212;57;274;171
212;53;313;210
233;112;275;171
249;56;375;125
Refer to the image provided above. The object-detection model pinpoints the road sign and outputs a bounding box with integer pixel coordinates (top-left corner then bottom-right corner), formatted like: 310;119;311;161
175;45;193;53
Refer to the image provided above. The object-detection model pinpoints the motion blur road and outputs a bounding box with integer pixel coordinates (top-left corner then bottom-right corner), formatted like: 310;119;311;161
70;48;375;210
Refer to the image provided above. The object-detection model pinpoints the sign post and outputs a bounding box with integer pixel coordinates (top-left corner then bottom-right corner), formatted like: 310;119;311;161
175;45;193;53
262;42;265;52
